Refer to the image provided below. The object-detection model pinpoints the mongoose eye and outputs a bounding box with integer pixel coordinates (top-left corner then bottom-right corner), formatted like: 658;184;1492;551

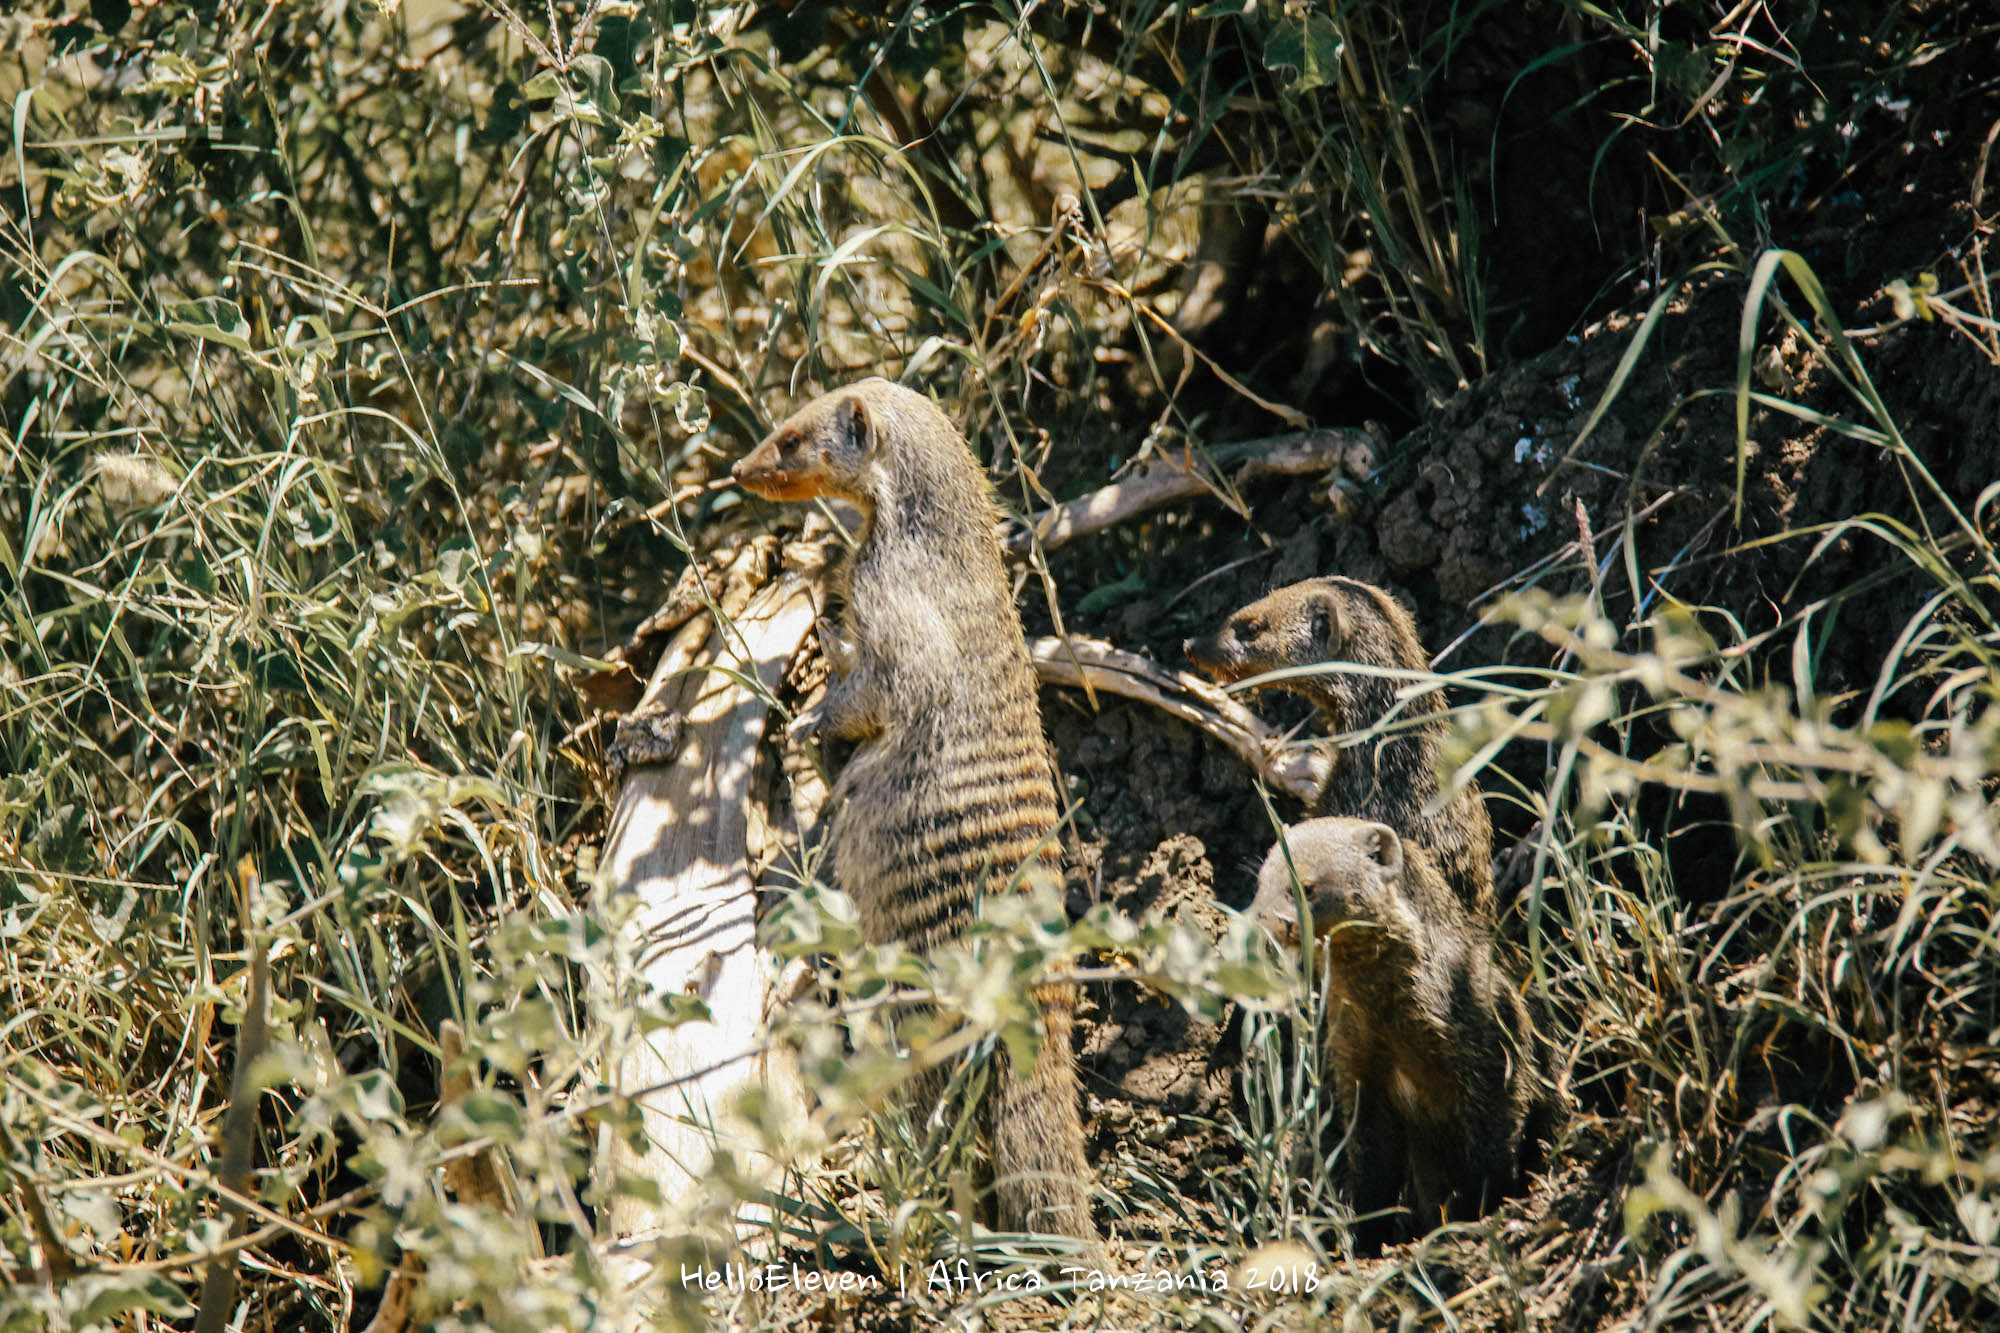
1240;619;1266;639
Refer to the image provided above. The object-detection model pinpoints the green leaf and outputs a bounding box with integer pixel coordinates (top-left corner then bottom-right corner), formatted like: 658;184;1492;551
502;352;604;421
67;1273;194;1325
163;296;250;351
648;991;712;1030
613;1172;665;1203
1264;15;1342;95
460;1091;527;1138
1077;572;1147;616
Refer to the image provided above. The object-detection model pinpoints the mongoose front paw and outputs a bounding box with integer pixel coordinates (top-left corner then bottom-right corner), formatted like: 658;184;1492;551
788;700;829;745
818;615;858;676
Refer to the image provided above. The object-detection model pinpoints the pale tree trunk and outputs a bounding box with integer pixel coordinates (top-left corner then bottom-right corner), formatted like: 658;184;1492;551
593;536;825;1302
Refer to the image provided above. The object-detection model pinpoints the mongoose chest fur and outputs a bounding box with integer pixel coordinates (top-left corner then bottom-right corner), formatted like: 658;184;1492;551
1253;817;1547;1240
1187;577;1495;920
731;377;1097;1247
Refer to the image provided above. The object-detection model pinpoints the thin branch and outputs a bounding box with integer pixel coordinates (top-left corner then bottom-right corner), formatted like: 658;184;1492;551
1028;634;1332;806
1003;428;1374;556
0;1115;71;1285
195;859;275;1333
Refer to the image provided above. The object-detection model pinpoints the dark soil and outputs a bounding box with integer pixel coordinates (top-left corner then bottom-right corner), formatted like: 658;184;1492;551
1024;186;2000;1320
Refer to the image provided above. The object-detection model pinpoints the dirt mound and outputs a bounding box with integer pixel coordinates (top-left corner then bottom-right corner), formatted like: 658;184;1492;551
1035;211;2000;1323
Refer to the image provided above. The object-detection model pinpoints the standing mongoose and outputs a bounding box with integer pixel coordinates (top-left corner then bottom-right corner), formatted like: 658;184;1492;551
731;377;1098;1249
1252;817;1547;1241
1186;577;1495;920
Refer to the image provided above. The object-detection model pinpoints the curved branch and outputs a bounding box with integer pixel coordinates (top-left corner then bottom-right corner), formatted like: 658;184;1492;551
1028;634;1331;805
1004;427;1375;556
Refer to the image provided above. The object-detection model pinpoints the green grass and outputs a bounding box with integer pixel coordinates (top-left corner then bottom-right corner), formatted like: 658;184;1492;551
4;1;1998;1329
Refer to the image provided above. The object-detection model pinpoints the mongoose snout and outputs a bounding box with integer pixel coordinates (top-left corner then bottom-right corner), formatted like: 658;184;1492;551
1252;818;1406;949
730;426;817;500
1184;582;1338;686
733;391;872;503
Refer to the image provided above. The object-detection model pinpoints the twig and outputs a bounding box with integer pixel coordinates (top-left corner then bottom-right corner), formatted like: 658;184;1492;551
0;1116;71;1285
1003;428;1374;557
195;857;275;1333
1161;546;1280;613
116;1186;374;1276
1437;1231;1571;1313
1028;634;1332;805
682;342;760;428
642;476;733;523
1130;301;1311;428
438;1021;520;1221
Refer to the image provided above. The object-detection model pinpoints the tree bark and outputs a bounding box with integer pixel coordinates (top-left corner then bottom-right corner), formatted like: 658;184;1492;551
594;537;821;1260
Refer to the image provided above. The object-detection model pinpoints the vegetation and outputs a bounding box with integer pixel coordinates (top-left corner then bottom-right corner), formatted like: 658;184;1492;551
2;1;1996;1329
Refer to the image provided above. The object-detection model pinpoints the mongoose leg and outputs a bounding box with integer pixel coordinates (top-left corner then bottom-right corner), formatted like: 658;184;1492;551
1401;1116;1464;1229
1341;1088;1409;1249
1450;1010;1525;1216
789;665;884;746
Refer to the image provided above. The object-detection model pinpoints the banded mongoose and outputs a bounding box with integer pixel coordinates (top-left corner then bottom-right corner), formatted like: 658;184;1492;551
1253;817;1546;1239
730;377;1098;1248
1186;577;1495;919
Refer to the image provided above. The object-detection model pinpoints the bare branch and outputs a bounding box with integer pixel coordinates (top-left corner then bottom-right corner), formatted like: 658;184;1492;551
1028;634;1332;805
1004;428;1376;556
195;859;273;1333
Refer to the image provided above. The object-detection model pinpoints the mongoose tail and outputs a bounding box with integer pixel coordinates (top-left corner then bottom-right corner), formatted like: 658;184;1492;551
991;978;1099;1246
731;379;1101;1251
1191;577;1496;920
1254;818;1545;1239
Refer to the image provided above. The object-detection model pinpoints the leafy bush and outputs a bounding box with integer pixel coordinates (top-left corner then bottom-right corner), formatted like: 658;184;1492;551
4;1;1996;1329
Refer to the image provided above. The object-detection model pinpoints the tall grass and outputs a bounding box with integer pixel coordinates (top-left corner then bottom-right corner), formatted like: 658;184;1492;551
3;0;1997;1329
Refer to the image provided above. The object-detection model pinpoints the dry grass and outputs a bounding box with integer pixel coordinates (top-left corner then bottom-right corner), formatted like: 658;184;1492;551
2;2;1996;1329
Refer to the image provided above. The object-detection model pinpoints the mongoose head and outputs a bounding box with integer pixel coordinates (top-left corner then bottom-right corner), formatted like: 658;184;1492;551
731;379;888;504
1184;579;1343;687
1251;817;1414;949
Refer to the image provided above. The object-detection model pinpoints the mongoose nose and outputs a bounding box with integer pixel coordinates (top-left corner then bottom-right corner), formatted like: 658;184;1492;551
1257;910;1300;949
729;458;748;482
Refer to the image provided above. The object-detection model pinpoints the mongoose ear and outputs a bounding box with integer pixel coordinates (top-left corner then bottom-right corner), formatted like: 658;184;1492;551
838;394;875;456
1310;585;1342;647
1367;824;1403;877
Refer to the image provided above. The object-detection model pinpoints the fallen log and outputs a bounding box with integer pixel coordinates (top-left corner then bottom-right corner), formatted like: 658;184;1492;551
593;536;821;1261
